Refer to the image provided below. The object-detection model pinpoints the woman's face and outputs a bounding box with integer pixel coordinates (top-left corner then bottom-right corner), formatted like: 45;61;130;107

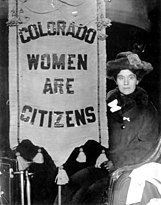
116;69;139;95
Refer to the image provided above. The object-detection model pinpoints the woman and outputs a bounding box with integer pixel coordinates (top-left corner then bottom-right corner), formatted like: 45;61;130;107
54;51;160;205
106;51;160;168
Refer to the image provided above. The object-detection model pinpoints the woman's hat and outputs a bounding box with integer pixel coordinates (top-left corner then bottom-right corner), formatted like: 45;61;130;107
106;51;153;80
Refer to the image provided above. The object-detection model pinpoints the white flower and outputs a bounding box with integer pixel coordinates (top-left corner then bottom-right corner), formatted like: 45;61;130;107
127;54;142;68
108;99;121;112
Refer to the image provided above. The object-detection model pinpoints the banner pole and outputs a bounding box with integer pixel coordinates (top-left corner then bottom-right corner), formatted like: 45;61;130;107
20;171;25;205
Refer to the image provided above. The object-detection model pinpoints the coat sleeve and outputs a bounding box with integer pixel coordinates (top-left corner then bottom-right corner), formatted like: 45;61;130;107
117;103;160;167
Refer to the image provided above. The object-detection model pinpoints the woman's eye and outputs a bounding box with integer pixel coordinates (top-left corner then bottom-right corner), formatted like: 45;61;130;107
117;76;124;80
129;76;135;80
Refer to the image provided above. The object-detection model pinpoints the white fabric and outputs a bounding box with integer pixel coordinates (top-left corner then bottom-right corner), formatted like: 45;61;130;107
126;162;161;205
146;198;161;205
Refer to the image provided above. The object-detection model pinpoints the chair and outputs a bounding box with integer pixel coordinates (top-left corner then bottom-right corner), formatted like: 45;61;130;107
107;138;161;205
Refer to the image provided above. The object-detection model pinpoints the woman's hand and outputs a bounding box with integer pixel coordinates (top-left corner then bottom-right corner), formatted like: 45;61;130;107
101;160;115;172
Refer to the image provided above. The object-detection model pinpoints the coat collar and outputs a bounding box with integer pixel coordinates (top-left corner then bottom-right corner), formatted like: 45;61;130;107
107;86;149;107
107;87;149;128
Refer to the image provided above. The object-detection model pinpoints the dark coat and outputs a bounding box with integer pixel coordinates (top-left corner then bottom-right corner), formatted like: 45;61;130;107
106;86;160;168
54;86;160;205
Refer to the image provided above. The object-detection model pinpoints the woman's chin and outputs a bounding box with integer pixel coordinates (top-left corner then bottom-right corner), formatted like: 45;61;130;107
121;90;132;95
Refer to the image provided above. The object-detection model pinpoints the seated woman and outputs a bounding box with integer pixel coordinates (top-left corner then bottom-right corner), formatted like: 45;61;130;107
106;51;160;168
54;51;160;205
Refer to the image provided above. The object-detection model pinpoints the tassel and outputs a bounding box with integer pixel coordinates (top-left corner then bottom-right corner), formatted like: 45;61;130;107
16;152;30;171
55;166;69;185
32;148;44;164
76;147;86;162
95;150;108;168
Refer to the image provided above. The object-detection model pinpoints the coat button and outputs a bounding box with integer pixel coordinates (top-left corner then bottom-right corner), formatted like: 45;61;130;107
121;124;125;129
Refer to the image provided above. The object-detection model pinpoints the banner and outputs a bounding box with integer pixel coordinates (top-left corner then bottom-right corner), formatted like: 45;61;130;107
9;0;108;166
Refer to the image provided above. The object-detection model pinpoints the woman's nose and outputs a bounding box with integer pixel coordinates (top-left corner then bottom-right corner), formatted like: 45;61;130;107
124;78;129;85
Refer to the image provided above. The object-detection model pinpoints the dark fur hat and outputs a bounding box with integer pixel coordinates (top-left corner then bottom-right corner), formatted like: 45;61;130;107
106;51;153;81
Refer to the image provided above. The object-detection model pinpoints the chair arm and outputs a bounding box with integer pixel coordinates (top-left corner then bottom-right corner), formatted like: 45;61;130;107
107;138;161;205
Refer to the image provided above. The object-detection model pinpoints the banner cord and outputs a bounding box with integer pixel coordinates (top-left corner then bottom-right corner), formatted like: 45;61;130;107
16;0;20;144
97;0;102;144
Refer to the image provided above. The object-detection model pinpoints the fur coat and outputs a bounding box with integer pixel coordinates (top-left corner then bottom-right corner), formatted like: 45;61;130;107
106;86;160;168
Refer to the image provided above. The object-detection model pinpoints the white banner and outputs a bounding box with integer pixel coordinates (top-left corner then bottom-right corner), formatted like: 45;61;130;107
9;0;108;166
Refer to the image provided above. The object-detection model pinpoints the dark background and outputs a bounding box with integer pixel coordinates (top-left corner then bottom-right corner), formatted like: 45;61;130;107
106;0;161;114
